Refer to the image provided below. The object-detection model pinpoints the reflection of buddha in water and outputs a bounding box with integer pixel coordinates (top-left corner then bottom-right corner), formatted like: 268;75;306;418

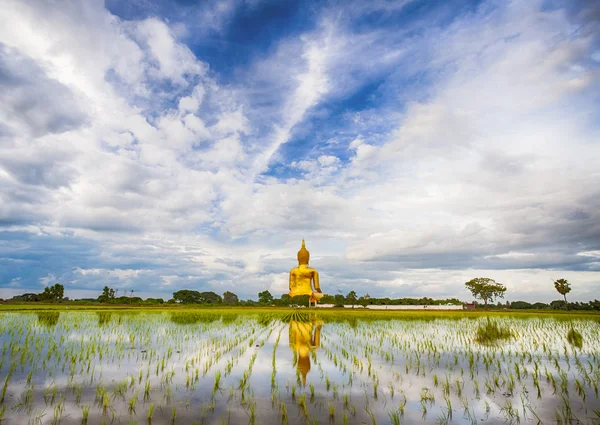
289;317;323;385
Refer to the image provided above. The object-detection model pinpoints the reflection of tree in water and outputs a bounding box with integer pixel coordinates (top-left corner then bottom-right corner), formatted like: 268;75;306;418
287;311;323;386
221;313;239;326
258;313;276;327
37;312;60;328
567;327;583;349
97;312;113;327
475;318;512;345
111;311;145;325
169;312;220;325
321;314;358;329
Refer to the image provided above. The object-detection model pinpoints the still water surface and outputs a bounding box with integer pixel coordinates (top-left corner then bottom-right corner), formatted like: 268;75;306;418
0;311;599;424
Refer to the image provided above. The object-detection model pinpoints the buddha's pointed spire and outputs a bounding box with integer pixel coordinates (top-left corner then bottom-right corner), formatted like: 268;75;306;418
297;238;310;265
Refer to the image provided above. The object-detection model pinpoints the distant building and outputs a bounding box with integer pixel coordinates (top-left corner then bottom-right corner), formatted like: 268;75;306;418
464;303;476;310
364;293;371;300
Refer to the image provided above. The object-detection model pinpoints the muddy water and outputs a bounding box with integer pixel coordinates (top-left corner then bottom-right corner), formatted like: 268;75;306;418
0;311;599;425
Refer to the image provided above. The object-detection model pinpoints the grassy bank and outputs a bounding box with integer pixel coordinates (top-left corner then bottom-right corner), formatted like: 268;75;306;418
1;303;599;318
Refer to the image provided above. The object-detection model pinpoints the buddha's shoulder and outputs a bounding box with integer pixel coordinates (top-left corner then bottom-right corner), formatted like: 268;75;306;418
301;266;317;272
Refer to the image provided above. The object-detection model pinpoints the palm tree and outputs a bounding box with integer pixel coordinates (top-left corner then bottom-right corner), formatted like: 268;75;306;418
554;278;571;304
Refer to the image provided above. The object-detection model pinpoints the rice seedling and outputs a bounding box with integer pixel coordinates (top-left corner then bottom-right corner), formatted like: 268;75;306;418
389;410;402;425
81;404;90;424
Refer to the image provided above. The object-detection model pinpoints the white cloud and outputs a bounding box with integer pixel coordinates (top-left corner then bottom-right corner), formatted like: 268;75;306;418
136;18;205;85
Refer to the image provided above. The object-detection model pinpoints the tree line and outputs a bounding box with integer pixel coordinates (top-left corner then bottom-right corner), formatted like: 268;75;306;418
8;283;65;302
4;277;598;311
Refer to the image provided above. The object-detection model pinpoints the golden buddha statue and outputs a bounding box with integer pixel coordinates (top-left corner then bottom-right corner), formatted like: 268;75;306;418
289;239;324;305
288;316;323;385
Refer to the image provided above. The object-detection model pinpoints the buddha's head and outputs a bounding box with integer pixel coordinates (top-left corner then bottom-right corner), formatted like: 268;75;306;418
297;239;310;265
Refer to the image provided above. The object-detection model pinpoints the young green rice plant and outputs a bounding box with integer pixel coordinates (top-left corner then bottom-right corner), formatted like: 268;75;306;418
51;399;64;425
328;403;335;422
442;375;450;396
32;408;47;425
389;410;401;425
102;392;111;416
364;406;377;425
128;390;139;415
575;378;586;401
420;387;434;404
1;364;14;403
465;407;477;425
12;387;34;414
499;399;520;424
81;405;90;425
436;407;451;425
213;370;222;393
298;394;308;417
248;400;257;425
443;394;452;420
280;403;288;425
420;399;428;417
144;380;151;401
398;394;407;416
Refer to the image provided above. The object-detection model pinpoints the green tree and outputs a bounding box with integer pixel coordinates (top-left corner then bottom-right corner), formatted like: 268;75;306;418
223;291;239;305
198;291;222;304
98;286;116;303
345;291;357;307
144;298;164;304
173;289;202;304
50;283;64;300
39;283;64;302
279;294;292;306
510;301;532;310
258;290;274;305
464;278;506;307
320;294;335;304
39;287;52;301
291;294;310;307
173;290;222;304
334;294;345;307
553;278;571;304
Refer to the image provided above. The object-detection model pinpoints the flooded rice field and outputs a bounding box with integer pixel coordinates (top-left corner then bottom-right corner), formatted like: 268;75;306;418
0;310;599;425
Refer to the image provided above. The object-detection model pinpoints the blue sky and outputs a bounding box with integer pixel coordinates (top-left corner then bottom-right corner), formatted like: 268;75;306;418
1;0;599;302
